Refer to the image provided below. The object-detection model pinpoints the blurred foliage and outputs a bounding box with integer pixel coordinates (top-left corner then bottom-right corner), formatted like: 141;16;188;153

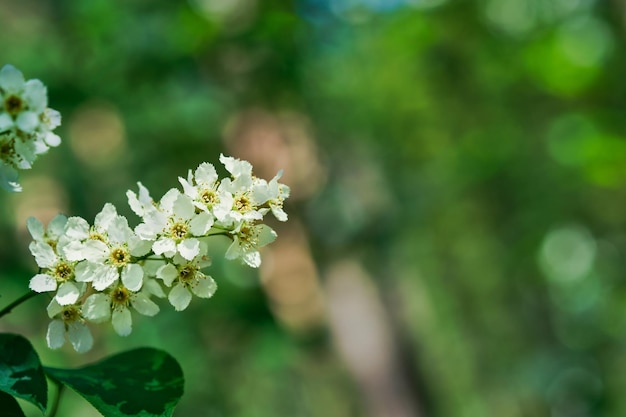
2;0;626;416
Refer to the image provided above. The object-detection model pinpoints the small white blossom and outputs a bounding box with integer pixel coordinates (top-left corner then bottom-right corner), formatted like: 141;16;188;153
252;170;290;222
82;283;159;336
135;189;213;260
28;240;81;306
225;222;277;268
178;162;233;222
156;247;216;311
0;64;62;192
65;204;150;291
46;299;93;353
27;214;68;248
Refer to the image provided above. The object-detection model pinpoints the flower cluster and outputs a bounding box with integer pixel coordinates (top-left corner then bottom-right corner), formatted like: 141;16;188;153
0;65;61;192
28;154;289;352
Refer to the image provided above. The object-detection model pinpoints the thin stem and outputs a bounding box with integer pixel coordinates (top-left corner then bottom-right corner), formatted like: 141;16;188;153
0;291;40;319
205;231;231;237
46;378;64;417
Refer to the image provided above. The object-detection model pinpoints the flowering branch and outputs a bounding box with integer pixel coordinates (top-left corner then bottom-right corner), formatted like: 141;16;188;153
27;154;290;352
0;65;61;192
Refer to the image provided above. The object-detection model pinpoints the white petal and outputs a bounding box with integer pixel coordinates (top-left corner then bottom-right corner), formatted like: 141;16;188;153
29;241;57;268
252;180;272;205
46;298;63;318
44;108;61;129
61;241;86;261
144;208;169;232
81;240;109;262
173;194;195;220
67;322;93;353
74;261;92;282
141;259;166;276
31;135;49;156
107;216;131;245
55;282;80;305
242;250;262;268
29;273;57;293
131;293;159;316
153;237;176;257
196;241;210;263
220;154;252;178
94;203;118;230
168;283;192;311
129;237;152;257
256;224;277;247
48;215;68;238
112;307;132;336
121;264;143;292
23;79;47;112
177;238;199;260
44;132;61;147
127;182;154;216
213;195;234;221
46;320;66;350
156;263;178;287
0;113;13;132
64;216;90;240
189;211;213;236
82;294;111;322
192;276;217;299
0;65;25;91
144;278;166;298
159;188;180;213
16;111;39;133
195;162;218;185
178;177;197;199
26;217;44;241
91;264;119;291
224;239;242;260
13;138;36;166
0;113;13;131
271;205;288;222
135;223;157;240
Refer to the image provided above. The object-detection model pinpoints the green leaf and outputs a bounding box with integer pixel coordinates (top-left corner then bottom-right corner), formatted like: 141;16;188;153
0;333;47;413
0;390;28;417
45;348;184;417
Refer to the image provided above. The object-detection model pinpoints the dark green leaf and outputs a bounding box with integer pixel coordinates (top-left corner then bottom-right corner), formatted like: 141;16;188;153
0;333;47;412
0;390;28;417
45;348;184;417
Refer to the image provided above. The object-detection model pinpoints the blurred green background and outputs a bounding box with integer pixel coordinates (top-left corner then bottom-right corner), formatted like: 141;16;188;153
1;0;626;416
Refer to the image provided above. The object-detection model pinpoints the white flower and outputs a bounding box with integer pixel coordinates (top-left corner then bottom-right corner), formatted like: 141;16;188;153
225;222;277;268
178;162;233;222
252;170;290;222
46;299;93;353
64;204;150;291
27;214;68;249
0;65;48;134
135;189;213;260
0;64;62;192
28;240;81;306
214;155;269;227
156;248;216;311
82;283;160;336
